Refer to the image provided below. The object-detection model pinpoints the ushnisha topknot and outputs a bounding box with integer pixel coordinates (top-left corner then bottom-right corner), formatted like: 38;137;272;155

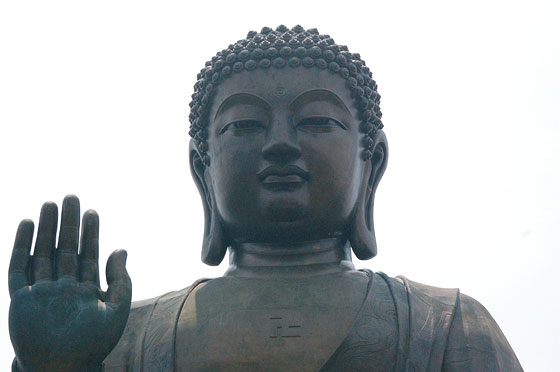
189;25;383;165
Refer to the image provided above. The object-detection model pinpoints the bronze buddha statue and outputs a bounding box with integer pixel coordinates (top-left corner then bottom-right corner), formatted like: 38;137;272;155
8;25;523;372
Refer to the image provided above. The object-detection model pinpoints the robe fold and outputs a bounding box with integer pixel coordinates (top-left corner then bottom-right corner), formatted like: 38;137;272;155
102;272;523;372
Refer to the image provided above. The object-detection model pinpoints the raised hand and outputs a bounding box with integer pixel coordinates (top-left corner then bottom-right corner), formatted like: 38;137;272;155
8;195;132;372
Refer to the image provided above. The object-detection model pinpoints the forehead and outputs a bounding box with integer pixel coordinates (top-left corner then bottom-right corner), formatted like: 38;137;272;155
208;67;357;118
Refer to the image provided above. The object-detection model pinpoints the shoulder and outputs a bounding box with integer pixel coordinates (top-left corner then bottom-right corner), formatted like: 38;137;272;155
381;275;523;371
452;291;516;355
375;273;460;310
102;294;170;371
103;280;210;372
399;275;523;371
104;294;164;364
398;275;460;306
444;292;523;371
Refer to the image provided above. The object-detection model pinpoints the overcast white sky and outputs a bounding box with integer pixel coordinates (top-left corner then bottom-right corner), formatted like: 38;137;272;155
0;1;558;370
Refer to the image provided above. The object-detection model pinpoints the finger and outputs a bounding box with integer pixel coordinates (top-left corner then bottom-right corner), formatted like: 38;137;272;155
79;209;100;286
105;250;132;306
56;194;80;278
9;219;34;297
31;202;58;283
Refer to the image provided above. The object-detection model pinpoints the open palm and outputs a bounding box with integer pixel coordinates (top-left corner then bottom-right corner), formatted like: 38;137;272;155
8;195;132;372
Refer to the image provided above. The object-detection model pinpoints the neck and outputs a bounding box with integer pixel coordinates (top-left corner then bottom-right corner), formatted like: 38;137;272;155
224;237;355;278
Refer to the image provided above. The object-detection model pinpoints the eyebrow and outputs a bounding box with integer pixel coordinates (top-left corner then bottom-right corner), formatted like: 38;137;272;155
213;93;272;121
289;89;352;116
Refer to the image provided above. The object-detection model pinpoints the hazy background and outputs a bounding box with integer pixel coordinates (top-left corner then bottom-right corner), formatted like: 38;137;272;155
1;1;558;370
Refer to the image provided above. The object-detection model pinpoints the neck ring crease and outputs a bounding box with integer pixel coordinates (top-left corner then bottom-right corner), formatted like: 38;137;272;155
225;237;356;278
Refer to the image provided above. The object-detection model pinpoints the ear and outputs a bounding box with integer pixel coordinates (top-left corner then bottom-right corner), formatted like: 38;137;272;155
349;130;389;260
189;140;228;266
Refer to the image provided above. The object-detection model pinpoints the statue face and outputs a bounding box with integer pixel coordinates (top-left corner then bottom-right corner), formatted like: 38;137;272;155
203;67;369;244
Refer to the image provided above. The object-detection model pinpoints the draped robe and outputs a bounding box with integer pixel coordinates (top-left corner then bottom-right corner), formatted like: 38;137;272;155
102;271;523;372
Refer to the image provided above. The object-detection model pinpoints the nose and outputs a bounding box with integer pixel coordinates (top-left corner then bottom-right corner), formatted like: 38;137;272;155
261;120;301;164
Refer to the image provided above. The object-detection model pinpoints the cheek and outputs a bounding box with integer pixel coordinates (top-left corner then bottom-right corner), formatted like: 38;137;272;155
207;134;263;220
302;133;362;217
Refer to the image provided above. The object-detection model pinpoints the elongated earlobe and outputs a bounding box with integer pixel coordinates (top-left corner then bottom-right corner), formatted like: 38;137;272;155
189;140;228;265
349;132;388;260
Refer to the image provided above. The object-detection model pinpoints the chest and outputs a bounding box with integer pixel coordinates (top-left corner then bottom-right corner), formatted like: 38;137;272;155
173;273;396;372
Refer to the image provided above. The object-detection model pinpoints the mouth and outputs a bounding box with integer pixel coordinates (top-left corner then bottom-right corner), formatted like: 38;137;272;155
257;165;310;190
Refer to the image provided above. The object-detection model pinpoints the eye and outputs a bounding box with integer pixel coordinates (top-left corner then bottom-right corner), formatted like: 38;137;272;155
297;117;346;133
219;120;264;135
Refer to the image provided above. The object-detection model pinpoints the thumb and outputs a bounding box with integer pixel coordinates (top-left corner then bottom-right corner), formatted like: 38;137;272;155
105;249;132;306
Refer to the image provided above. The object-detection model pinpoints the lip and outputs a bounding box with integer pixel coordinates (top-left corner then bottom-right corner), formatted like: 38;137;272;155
257;165;310;189
263;174;305;184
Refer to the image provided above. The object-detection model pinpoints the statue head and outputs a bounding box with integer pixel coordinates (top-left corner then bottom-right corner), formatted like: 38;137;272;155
188;25;388;265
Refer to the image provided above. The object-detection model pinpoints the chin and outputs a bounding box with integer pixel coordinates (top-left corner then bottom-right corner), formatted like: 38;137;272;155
263;199;306;222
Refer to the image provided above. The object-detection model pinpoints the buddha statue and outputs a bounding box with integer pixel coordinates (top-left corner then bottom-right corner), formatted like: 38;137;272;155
8;25;523;372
